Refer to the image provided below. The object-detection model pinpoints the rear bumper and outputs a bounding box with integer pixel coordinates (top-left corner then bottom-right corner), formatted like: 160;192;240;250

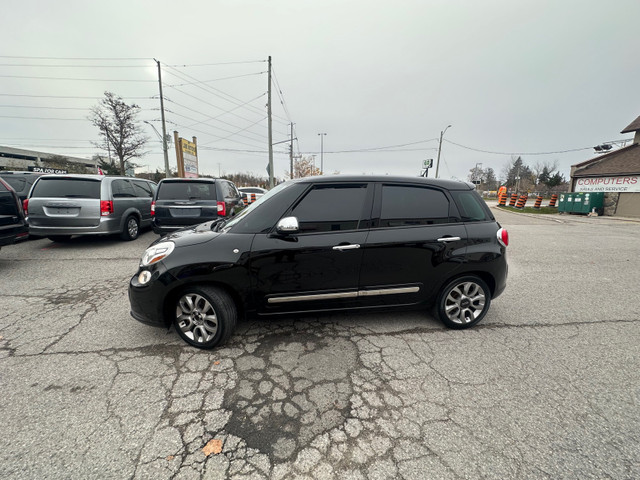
28;217;120;236
0;224;29;247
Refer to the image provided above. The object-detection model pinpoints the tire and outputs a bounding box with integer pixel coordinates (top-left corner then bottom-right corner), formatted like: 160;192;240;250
435;275;491;329
48;235;72;242
173;286;237;349
120;215;139;241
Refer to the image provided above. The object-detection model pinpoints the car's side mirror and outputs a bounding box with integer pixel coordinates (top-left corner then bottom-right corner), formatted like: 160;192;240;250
276;216;299;234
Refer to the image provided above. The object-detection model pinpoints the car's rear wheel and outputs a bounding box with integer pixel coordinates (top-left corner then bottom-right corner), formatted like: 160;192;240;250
120;215;139;241
435;275;491;329
173;286;237;349
48;235;72;242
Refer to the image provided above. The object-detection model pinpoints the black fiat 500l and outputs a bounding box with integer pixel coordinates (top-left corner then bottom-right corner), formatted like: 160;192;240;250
129;176;508;349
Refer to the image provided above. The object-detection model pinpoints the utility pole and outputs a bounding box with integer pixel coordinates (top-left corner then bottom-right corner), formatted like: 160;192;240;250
435;124;452;179
154;59;171;178
318;133;327;174
267;56;274;188
289;123;294;179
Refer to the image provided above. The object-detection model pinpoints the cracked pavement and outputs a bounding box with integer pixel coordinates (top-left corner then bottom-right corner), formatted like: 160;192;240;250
0;209;639;479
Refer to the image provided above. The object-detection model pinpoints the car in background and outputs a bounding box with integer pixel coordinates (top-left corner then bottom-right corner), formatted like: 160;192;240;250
238;186;267;205
0;177;29;250
152;178;243;236
0;171;44;202
25;175;156;242
130;175;509;349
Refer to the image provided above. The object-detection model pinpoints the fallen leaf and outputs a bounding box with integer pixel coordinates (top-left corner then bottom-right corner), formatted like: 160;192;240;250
203;439;223;456
166;455;175;461
213;361;220;365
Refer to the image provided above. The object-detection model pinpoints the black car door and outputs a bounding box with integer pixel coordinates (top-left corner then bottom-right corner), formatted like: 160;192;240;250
358;183;467;307
250;182;373;314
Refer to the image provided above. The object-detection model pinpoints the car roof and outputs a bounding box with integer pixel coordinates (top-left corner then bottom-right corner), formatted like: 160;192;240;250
158;178;218;183
289;174;474;190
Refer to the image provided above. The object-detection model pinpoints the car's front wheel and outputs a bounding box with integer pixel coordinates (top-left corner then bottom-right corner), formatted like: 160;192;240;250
435;275;491;329
173;286;237;349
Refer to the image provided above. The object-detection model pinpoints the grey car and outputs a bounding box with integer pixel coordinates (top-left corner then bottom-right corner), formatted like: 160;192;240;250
25;175;156;241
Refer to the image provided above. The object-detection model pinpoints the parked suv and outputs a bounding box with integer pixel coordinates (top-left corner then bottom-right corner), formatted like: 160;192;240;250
129;175;508;349
25;175;156;241
0;171;44;202
0;177;29;250
152;178;243;235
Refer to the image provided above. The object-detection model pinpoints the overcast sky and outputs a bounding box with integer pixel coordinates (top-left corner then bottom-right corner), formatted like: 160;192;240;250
2;0;639;183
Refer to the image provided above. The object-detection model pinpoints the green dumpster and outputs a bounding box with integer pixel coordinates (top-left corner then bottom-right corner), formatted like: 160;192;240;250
558;193;568;212
571;192;585;213
582;192;604;214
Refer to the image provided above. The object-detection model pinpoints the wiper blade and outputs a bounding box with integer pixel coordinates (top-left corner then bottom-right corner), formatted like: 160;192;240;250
209;218;227;232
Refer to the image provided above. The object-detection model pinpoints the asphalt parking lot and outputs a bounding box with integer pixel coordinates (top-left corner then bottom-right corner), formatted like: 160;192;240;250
1;208;639;479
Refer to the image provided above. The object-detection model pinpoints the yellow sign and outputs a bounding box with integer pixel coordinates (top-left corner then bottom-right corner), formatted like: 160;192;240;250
181;139;197;157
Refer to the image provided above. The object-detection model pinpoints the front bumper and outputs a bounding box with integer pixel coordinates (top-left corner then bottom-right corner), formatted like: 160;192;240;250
128;264;177;327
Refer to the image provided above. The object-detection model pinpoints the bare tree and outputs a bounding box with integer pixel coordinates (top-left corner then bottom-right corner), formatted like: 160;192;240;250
90;92;148;175
291;156;321;178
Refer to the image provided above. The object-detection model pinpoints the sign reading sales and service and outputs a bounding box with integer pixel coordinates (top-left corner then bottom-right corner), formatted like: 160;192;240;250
574;175;640;193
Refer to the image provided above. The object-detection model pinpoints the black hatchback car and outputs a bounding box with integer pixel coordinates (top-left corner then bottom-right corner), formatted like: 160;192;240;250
152;178;243;235
130;175;508;349
0;177;29;250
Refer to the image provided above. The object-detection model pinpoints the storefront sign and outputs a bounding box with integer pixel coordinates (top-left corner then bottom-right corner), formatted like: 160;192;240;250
28;166;68;174
574;175;640;193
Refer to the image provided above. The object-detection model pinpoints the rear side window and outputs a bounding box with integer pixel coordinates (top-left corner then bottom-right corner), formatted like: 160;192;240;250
451;191;491;222
132;180;153;198
291;184;368;233
31;178;101;199
111;179;136;198
157;181;217;200
379;185;452;227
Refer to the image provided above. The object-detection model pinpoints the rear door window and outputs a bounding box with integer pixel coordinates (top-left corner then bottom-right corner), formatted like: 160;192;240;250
157;182;217;200
379;185;453;227
31;178;101;199
290;184;369;233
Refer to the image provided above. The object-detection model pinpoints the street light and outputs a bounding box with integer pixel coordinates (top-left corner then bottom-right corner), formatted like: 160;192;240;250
144;120;171;178
435;124;452;179
317;133;327;174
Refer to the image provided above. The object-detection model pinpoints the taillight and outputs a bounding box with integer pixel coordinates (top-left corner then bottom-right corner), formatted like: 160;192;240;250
100;200;114;216
23;199;28;216
151;201;155;216
217;201;226;216
497;228;509;247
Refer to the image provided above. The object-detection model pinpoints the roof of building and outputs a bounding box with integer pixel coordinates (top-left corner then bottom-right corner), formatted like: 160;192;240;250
621;115;640;134
572;143;640;177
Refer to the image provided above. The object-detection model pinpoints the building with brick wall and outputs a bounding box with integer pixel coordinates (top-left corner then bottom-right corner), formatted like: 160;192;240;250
570;115;640;217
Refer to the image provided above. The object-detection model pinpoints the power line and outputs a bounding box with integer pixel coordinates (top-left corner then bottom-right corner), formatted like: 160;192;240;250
0;93;153;100
444;139;594;156
0;74;156;82
166;71;266;88
166;60;267;67
0;55;150;61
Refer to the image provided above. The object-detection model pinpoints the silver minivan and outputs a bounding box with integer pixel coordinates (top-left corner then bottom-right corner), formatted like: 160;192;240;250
25;175;156;241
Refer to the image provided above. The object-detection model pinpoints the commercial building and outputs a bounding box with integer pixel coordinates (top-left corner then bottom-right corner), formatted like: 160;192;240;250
0;145;96;173
570;115;640;217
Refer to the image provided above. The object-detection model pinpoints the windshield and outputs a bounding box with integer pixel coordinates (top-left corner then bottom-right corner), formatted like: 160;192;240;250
222;181;293;232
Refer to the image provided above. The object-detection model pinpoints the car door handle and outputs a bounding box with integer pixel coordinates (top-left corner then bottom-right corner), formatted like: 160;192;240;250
333;244;361;251
437;236;461;243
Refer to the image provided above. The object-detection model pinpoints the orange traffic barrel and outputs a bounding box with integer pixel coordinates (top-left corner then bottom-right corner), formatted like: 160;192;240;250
509;194;518;207
516;194;528;208
533;195;543;209
548;194;558;207
498;193;507;206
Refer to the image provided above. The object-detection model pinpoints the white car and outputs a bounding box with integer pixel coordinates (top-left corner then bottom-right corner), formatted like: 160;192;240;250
239;186;267;205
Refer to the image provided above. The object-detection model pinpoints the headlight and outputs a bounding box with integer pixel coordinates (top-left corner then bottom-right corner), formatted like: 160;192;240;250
140;241;175;267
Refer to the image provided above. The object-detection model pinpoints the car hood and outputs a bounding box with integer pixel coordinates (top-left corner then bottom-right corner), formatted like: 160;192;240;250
155;221;222;247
